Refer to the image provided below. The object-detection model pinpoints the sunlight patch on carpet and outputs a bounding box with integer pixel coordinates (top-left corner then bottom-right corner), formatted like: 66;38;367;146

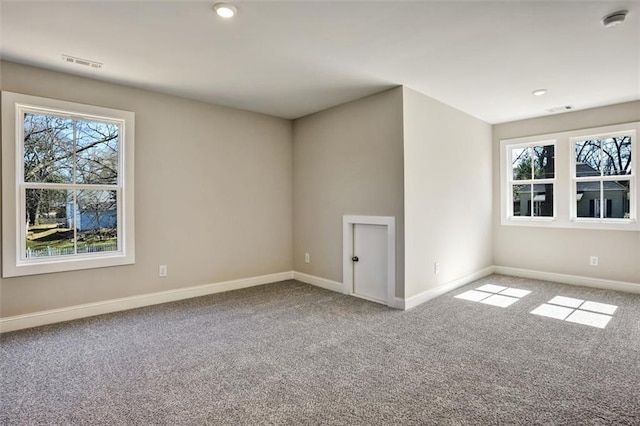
531;297;618;329
476;284;507;293
455;284;531;308
480;294;520;307
547;296;584;308
530;303;574;320
454;290;493;302
565;310;612;329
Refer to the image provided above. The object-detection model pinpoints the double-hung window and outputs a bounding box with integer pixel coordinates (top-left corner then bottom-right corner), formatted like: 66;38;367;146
572;131;634;221
2;92;135;277
507;142;556;219
500;122;638;230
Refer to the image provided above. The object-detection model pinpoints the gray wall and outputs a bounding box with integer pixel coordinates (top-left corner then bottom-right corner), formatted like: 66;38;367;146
403;87;493;298
493;101;640;284
292;88;405;296
0;61;294;317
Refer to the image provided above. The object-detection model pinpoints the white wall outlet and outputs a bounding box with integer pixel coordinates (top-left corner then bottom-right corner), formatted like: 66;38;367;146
304;253;310;264
589;256;598;267
434;262;440;274
159;264;168;277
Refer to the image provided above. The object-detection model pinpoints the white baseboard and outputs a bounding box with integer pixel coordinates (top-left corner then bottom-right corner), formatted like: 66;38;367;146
402;266;495;310
389;297;406;310
4;266;636;333
494;266;640;294
293;271;343;293
294;271;409;309
0;271;295;333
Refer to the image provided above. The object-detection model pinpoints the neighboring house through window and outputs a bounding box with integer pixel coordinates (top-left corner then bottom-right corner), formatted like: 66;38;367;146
507;142;556;219
500;122;637;231
573;134;632;220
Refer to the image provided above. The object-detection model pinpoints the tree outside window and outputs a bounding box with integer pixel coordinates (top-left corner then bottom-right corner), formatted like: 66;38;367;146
574;136;631;219
510;144;555;218
23;112;120;258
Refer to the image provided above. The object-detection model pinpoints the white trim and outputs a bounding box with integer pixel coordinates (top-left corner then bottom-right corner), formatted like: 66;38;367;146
3;266;638;333
501;140;557;222
494;266;640;294
0;271;294;333
569;129;636;224
2;91;136;277
500;121;639;231
294;271;407;309
293;271;342;293
342;215;396;307
389;297;406;310
402;266;495;310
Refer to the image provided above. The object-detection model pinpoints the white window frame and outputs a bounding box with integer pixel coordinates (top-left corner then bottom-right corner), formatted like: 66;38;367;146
570;129;636;224
2;92;135;277
503;139;557;222
500;122;639;231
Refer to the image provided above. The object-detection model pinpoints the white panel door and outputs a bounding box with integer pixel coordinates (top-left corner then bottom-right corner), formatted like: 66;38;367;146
353;224;387;303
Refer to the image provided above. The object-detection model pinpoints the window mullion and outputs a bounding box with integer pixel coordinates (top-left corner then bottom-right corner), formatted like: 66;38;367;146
22;182;118;191
529;147;535;217
530;183;534;217
600;180;605;219
73;189;78;255
599;142;604;219
599;175;632;182
73;119;78;255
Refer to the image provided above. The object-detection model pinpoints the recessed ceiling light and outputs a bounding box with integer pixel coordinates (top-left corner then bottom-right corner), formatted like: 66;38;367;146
602;10;628;28
213;3;237;18
532;89;547;96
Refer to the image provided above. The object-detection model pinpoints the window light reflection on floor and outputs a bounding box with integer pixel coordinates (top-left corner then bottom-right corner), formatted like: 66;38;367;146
455;284;531;308
530;296;618;329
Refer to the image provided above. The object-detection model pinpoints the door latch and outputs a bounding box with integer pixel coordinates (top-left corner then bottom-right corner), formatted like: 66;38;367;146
352;256;359;262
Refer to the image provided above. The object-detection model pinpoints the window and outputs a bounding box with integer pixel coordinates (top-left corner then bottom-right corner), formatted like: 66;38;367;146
507;142;555;219
2;92;135;277
500;122;638;230
572;133;632;221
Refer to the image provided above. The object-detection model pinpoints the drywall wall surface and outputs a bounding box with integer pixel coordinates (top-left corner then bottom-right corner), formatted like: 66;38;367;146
493;101;640;284
293;88;405;297
403;87;493;299
0;61;293;317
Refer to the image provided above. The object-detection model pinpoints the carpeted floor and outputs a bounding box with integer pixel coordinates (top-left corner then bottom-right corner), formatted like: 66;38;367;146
1;274;639;425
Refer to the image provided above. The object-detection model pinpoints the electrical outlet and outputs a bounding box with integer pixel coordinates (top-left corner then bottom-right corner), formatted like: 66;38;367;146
304;253;310;264
434;262;440;274
159;264;168;277
589;256;598;267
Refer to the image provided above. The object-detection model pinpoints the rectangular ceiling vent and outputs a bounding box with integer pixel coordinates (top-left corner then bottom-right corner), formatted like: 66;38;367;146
546;105;573;114
61;54;103;69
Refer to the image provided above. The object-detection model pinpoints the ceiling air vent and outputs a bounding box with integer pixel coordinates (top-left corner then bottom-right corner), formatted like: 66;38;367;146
546;105;573;114
61;54;103;69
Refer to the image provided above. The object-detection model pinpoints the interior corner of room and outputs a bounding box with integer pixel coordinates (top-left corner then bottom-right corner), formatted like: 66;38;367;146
1;0;639;332
1;60;639;332
2;2;640;423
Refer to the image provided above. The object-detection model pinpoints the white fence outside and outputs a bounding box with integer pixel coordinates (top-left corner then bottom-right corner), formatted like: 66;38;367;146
26;242;117;258
38;218;67;225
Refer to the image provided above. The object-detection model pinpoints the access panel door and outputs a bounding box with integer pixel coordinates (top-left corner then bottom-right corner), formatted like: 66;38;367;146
352;223;387;303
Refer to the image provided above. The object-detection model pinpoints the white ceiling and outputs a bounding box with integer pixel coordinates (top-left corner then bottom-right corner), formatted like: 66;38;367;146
1;1;639;123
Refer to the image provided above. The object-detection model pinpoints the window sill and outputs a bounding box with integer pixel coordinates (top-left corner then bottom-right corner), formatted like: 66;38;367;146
505;216;557;222
501;217;639;231
4;252;135;278
570;218;636;227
